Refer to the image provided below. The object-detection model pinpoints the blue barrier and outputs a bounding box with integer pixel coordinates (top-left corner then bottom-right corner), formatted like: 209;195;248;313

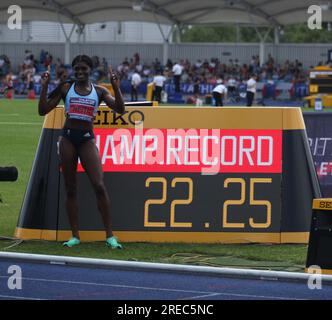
264;83;276;99
32;83;56;95
294;84;309;98
165;83;214;96
119;80;147;95
167;92;185;104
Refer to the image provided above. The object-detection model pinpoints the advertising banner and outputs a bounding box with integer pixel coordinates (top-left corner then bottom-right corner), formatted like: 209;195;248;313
304;113;332;197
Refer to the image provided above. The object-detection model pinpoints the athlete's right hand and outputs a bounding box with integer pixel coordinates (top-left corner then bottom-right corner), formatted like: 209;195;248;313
41;71;50;87
109;66;120;88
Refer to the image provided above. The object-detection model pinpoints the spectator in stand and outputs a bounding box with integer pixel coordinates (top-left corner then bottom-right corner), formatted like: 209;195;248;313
44;53;53;70
153;70;166;103
91;55;107;82
117;57;131;80
249;55;260;75
23;50;34;67
102;58;108;75
22;54;32;69
194;59;202;70
212;79;228;107
172;61;183;93
210;58;218;71
91;56;100;68
116;63;124;79
193;75;201;96
246;74;258;107
153;58;162;73
166;59;173;70
227;76;238;99
40;50;47;65
0;55;10;78
122;57;129;67
135;61;143;73
56;58;65;69
4;72;14;99
129;58;136;71
19;57;36;94
134;52;140;65
25;50;32;59
0;56;5;77
131;69;142;102
141;63;152;80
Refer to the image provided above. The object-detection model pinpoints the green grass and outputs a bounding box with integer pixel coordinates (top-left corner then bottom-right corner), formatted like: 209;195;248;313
0;100;43;236
0;99;313;271
0;240;307;271
302;107;332;112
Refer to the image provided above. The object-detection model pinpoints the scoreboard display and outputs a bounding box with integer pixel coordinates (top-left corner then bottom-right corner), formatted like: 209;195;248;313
16;106;320;243
309;67;332;94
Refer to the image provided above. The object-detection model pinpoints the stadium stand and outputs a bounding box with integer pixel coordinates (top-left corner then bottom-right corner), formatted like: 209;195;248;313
0;49;314;104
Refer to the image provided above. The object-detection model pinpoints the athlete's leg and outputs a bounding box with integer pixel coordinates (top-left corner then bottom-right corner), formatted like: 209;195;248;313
59;136;80;239
78;140;113;238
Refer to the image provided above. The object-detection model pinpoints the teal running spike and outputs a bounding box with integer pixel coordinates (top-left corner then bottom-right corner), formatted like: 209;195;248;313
106;236;123;249
63;237;80;247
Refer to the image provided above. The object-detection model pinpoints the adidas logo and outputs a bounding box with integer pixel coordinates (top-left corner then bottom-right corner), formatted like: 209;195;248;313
83;132;91;138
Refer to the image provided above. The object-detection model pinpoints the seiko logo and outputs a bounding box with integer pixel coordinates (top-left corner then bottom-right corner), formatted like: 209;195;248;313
319;201;332;209
94;110;145;126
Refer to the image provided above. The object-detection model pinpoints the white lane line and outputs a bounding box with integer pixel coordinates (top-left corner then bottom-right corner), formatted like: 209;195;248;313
0;276;219;295
0;294;45;300
180;293;221;300
0;275;306;300
182;292;304;300
0;122;41;126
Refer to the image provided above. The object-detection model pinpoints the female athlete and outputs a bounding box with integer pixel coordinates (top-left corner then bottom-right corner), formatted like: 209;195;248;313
38;55;125;248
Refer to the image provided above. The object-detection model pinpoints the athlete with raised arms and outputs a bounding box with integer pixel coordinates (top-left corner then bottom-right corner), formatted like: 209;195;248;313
38;55;125;248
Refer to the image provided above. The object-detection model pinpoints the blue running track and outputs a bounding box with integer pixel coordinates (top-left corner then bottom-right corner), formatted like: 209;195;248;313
0;260;331;300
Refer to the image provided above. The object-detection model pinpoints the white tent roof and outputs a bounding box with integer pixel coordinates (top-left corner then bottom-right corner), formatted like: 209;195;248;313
1;0;332;27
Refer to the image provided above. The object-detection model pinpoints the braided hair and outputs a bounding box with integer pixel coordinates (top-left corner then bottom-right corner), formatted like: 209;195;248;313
71;55;93;69
48;55;93;99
